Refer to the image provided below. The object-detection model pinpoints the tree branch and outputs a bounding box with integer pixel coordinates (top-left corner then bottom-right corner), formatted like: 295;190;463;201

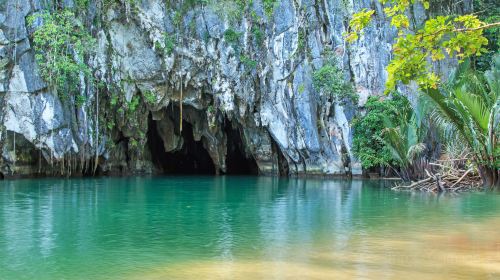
454;21;500;32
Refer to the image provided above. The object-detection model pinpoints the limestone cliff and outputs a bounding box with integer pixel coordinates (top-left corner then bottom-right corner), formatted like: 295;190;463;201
0;0;471;177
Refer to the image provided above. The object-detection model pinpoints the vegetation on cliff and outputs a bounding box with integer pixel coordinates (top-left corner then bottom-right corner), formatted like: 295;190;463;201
27;10;95;101
346;0;500;93
19;0;498;186
348;0;499;188
352;95;410;171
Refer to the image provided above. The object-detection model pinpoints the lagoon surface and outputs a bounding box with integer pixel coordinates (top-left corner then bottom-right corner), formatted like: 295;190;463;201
0;177;499;279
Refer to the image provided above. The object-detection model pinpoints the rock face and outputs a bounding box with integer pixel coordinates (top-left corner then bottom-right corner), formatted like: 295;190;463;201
0;0;470;178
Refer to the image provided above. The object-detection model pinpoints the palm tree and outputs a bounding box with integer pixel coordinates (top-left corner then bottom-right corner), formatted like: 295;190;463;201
423;55;500;188
379;102;427;182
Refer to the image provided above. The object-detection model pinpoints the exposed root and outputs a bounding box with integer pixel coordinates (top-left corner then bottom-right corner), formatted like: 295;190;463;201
392;160;482;192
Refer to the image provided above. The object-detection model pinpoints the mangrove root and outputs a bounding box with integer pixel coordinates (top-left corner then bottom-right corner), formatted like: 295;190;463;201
392;164;481;192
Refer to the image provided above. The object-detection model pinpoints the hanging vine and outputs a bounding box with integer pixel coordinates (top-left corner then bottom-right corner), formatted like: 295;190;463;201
27;7;96;175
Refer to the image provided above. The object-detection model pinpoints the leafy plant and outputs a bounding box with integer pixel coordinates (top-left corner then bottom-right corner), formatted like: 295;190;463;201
75;94;87;107
143;90;157;104
379;103;427;181
296;28;306;56
353;94;427;180
251;25;264;46
298;84;305;94
346;0;499;93
224;28;242;45
312;59;358;103
344;9;374;43
352;95;410;170
28;9;95;100
473;0;499;71
423;56;500;187
161;33;176;56
127;96;141;113
106;120;115;130
209;0;247;22
110;95;118;106
262;0;277;18
129;138;138;148
240;54;257;71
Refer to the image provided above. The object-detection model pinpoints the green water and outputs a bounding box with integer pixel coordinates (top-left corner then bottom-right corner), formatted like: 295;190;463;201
0;177;499;280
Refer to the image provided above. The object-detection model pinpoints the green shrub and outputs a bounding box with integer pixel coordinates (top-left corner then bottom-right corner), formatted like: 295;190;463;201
224;28;242;44
263;0;277;17
163;33;176;56
312;59;358;103
127;96;141;113
143;90;157;103
352;95;410;169
251;26;264;46
28;9;95;101
240;54;257;71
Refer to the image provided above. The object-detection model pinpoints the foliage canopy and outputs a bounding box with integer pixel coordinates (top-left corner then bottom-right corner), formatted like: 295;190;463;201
352;94;411;169
423;56;499;186
346;0;499;93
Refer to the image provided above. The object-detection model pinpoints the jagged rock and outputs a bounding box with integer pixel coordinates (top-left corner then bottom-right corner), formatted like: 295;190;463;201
0;0;471;177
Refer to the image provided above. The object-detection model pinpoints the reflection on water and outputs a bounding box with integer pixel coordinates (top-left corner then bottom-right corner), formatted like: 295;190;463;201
0;177;499;279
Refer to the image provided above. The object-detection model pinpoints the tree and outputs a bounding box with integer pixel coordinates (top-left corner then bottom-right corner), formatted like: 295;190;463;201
473;0;500;71
352;95;409;171
423;57;499;187
380;103;427;182
312;57;358;104
346;0;500;93
347;0;500;187
352;94;427;181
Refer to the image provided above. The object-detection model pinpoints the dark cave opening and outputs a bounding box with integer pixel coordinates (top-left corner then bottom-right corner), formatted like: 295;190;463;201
147;114;216;175
223;121;259;175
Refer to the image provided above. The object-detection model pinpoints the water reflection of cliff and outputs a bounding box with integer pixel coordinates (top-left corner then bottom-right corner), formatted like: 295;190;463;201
0;177;499;279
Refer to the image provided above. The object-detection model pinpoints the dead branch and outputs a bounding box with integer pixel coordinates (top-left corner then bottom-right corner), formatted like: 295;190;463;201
449;168;473;189
392;161;481;192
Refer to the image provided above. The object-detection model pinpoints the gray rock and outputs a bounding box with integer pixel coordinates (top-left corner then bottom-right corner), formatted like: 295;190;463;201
18;51;46;92
0;0;472;177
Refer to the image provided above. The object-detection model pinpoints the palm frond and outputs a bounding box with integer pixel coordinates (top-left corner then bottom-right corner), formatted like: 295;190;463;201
453;87;490;133
421;55;499;170
381;127;407;166
484;54;500;104
407;143;426;161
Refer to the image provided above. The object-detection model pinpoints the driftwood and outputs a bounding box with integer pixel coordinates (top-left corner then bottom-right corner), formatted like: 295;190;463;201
392;162;481;192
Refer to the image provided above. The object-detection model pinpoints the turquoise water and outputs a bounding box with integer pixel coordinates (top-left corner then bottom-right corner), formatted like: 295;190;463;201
0;177;499;279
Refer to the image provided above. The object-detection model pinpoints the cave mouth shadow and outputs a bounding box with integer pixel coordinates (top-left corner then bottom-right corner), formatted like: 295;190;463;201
223;120;259;176
147;114;216;175
146;112;259;176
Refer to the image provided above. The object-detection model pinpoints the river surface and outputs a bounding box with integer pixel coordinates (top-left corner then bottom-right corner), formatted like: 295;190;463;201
0;176;499;279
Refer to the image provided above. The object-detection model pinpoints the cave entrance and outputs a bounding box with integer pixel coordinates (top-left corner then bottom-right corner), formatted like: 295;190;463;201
147;114;216;175
223;121;259;175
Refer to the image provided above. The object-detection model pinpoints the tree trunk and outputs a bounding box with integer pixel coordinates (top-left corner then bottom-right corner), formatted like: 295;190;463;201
478;166;500;188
